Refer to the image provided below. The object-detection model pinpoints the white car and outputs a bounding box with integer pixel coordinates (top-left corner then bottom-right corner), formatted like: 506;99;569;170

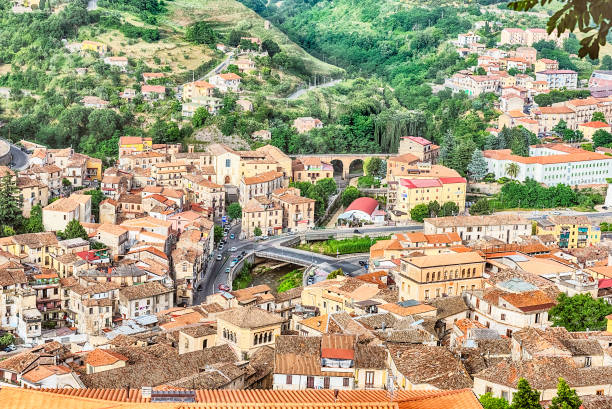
230;246;237;252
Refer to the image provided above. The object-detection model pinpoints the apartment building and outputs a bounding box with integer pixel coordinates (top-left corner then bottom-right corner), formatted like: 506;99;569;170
536;215;600;248
531;105;577;132
118;136;153;156
239;170;285;205
464;279;555;338
534;58;559;72
397;251;485;301
182;80;215;101
535;69;578;90
209;73;241;92
151;161;188;187
273;188;316;233
444;73;499;96
483;144;612;187
241;198;283;238
398;136;439;163
388;177;467;223
423;214;530;244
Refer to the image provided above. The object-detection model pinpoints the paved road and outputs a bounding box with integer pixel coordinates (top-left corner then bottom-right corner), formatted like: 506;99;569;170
2;139;29;170
193;224;423;301
287;79;342;100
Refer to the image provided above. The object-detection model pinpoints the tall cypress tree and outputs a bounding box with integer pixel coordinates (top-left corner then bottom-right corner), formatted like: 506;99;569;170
510;378;542;409
549;378;581;409
0;173;22;234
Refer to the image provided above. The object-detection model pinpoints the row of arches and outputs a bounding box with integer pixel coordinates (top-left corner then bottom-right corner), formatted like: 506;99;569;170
253;331;273;345
223;328;237;343
425;267;478;283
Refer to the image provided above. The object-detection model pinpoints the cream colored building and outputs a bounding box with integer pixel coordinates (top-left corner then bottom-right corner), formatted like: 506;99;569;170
178;324;217;354
216;306;284;359
423;214;531;244
208;143;241;185
300;276;382;315
273;188;316;233
151;161;188;187
241;198;283;238
239;170;285;205
397;251;485;301
42;194;91;232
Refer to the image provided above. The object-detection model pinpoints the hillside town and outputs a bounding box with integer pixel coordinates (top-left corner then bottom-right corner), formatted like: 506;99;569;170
1;0;612;408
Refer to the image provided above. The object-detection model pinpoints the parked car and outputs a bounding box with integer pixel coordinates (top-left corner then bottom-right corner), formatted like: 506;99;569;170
218;284;230;292
358;261;366;266
225;267;231;273
216;254;222;261
230;233;235;239
241;250;247;256
3;344;16;353
353;229;361;234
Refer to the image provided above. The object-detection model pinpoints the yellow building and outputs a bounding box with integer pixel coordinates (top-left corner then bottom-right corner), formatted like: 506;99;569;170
182;80;215;102
86;157;103;182
81;40;107;55
536;215;600;249
389;177;466;222
300;276;382;315
118;136;153;156
607;314;612;333
397;251;485;301
216;305;284;359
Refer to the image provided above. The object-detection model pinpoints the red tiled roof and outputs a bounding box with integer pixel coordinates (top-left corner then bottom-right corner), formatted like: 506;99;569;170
405;136;432;146
345;197;379;215
400;179;442;189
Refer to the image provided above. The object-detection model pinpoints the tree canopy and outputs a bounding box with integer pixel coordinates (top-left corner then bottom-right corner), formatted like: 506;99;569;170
548;293;612;331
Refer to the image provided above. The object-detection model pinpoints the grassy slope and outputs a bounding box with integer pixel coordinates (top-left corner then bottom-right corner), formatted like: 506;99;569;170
162;0;341;76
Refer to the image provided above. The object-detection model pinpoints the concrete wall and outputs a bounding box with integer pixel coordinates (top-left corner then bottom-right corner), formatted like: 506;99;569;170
0;140;11;166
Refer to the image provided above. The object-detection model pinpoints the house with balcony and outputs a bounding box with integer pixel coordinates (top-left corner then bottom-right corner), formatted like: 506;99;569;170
536;215;600;248
30;271;63;329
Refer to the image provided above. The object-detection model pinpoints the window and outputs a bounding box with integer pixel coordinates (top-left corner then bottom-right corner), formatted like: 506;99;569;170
225;159;231;167
500;314;506;321
365;371;374;388
343;377;349;387
286;375;292;384
324;377;330;389
501;391;508;401
585;356;591;367
534;313;540;323
485;386;492;394
596;390;604;396
307;376;314;388
506;329;513;337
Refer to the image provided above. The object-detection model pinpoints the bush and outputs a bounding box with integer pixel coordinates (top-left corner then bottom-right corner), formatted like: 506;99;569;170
277;269;303;292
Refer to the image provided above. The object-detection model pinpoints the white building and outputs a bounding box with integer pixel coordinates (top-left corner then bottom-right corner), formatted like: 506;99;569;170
423;214;530;244
535;69;578;90
483;144;612;187
463;278;555;338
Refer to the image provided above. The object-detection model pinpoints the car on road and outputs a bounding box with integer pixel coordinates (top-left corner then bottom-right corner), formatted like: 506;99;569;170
241;250;247;256
358;261;366;266
230;246;237;252
225;267;231;273
353;229;361;234
3;344;16;353
230;233;235;239
551;211;561;215
218;284;230;292
216;254;222;261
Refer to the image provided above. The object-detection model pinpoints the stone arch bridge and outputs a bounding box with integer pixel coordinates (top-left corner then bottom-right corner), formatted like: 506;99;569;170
292;153;395;179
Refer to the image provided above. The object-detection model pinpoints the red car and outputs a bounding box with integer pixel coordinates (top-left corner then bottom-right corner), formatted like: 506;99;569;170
218;284;230;292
